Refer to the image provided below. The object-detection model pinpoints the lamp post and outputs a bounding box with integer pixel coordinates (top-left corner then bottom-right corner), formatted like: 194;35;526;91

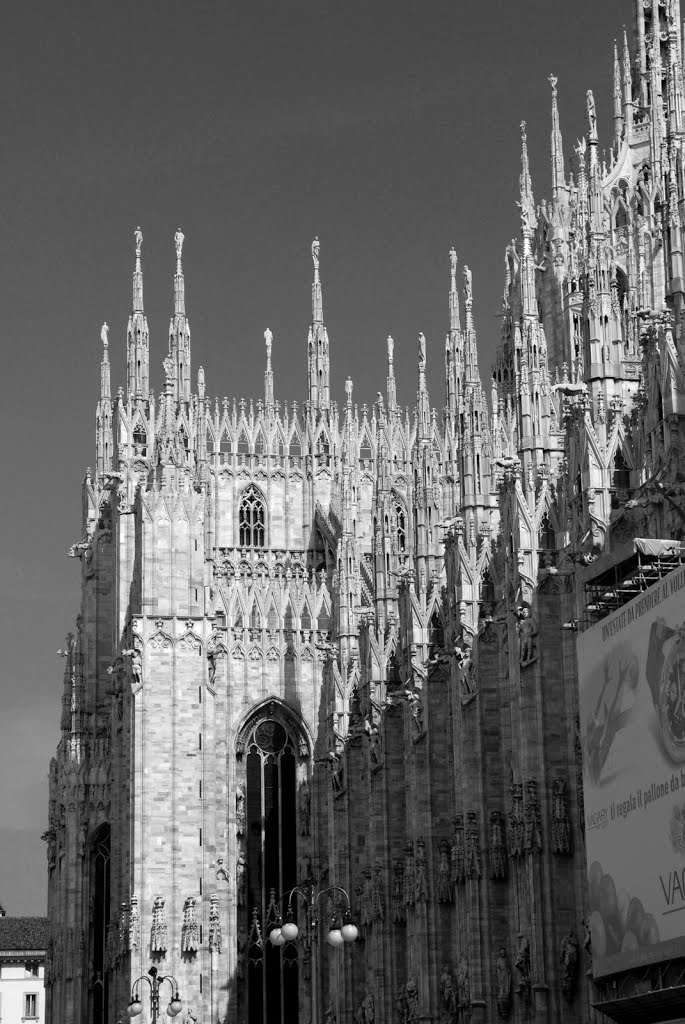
267;879;358;1024
126;966;183;1022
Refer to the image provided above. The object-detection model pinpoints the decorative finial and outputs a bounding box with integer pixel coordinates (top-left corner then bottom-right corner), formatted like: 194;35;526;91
101;323;109;348
264;328;273;355
387;335;394;363
198;366;205;398
418;332;426;364
174;229;185;271
311;237;320;271
463;265;473;304
548;74;558;97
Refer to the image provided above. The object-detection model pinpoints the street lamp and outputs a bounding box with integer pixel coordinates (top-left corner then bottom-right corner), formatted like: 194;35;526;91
127;966;183;1022
267;880;358;1023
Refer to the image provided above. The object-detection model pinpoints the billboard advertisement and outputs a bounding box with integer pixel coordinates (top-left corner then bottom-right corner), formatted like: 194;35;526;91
578;562;685;977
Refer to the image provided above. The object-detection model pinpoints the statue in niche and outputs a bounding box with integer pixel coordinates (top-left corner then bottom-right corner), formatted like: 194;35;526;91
392;861;405;924
515;934;532;1005
516;606;538;667
414;839;429;902
299;780;311;835
323;1002;336;1024
439;964;457;1023
488;810;507;880
559;930;579;1003
495;947;513;1019
456;952;471;1013
236;783;246;836
236;852;247;906
123;648;142;687
355;991;374;1024
436;840;452;902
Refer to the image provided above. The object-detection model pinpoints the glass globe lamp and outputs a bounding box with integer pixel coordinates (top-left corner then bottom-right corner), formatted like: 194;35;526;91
281;920;299;941
341;920;358;943
269;927;286;946
167;994;183;1016
127;998;143;1017
326;927;344;948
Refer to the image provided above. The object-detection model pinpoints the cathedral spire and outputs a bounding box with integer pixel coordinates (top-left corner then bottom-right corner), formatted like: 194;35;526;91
126;227;150;401
386;335;397;414
613;43;624;145
549;75;565;196
307;237;330;415
169;229;191;404
100;323;111;402
518;122;537;317
264;328;274;414
417;333;430;440
623;28;634;136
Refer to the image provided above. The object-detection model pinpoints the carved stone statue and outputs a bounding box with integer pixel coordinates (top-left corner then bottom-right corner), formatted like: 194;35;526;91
150;895;167;953
463;264;473;304
405;976;419;1022
586;89;597;136
456;952;471;1012
414;839;429;903
488;810;507;880
418;332;426;364
387;334;394;362
436;839;452;902
402;842;415;907
183;1009;197;1024
323;1002;336;1024
236;783;246;836
515;934;532;1005
439;964;457;1023
559;930;579;1003
208;893;222;953
495;947;513;1019
236;852;247;906
134;226;143;251
100;322;109;348
551;777;571;855
174;229;185;263
311;236;320;270
449;246;457;277
264;327;273;355
516;606;538;666
358;991;374;1024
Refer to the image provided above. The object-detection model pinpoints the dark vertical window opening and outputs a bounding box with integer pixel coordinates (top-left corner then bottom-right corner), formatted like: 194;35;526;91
90;825;110;1024
242;718;301;1024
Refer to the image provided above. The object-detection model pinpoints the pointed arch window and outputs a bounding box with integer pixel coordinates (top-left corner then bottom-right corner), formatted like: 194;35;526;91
613;449;630;490
239;487;266;548
132;425;147;455
395;501;407;553
89;825;110;1024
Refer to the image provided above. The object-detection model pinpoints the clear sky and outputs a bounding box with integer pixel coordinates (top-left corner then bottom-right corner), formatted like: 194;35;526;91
0;0;628;913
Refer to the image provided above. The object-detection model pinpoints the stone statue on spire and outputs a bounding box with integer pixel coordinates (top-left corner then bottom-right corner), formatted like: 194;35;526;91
418;332;426;364
175;229;185;265
135;226;143;252
387;335;394;363
463;265;473;304
548;74;558;97
264;328;273;356
586;90;597;138
101;323;109;348
345;377;353;401
311;237;320;271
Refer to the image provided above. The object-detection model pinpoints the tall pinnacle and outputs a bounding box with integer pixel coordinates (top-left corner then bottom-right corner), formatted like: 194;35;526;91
548;75;565;197
133;226;144;312
518;121;536;238
100;323;111;401
386;335;397;413
264;328;274;412
307;237;330;413
174;228;185;316
449;246;461;333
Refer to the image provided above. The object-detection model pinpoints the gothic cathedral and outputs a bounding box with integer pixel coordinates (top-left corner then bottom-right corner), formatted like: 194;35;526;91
46;2;685;1022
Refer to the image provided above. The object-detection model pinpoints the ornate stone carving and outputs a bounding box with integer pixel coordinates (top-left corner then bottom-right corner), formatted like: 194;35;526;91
439;964;457;1023
515;934;532;1006
465;810;481;879
495;947;513;1019
451;815;465;884
129;895;140;951
209;893;222;953
181;896;199;953
437;839;453;902
392;860;406;924
402;842;416;907
551;777;571;855
524;778;543;854
150;895;167;954
236;852;247;906
559;930;579;1003
488;810;507;879
298;780;311;835
516;606;538;666
355;991;375;1024
236;783;246;836
508;783;524;858
414;838;429;902
397;975;420;1023
456;952;471;1015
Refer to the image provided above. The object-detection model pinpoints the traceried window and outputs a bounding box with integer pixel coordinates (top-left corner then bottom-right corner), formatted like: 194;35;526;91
395;502;407;553
89;825;110;1024
239;487;266;548
237;710;309;1024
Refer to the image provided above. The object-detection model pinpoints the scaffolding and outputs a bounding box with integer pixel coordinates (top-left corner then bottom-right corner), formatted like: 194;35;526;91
582;539;685;631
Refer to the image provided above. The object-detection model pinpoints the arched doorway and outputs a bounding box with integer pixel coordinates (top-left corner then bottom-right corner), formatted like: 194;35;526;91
236;702;311;1024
